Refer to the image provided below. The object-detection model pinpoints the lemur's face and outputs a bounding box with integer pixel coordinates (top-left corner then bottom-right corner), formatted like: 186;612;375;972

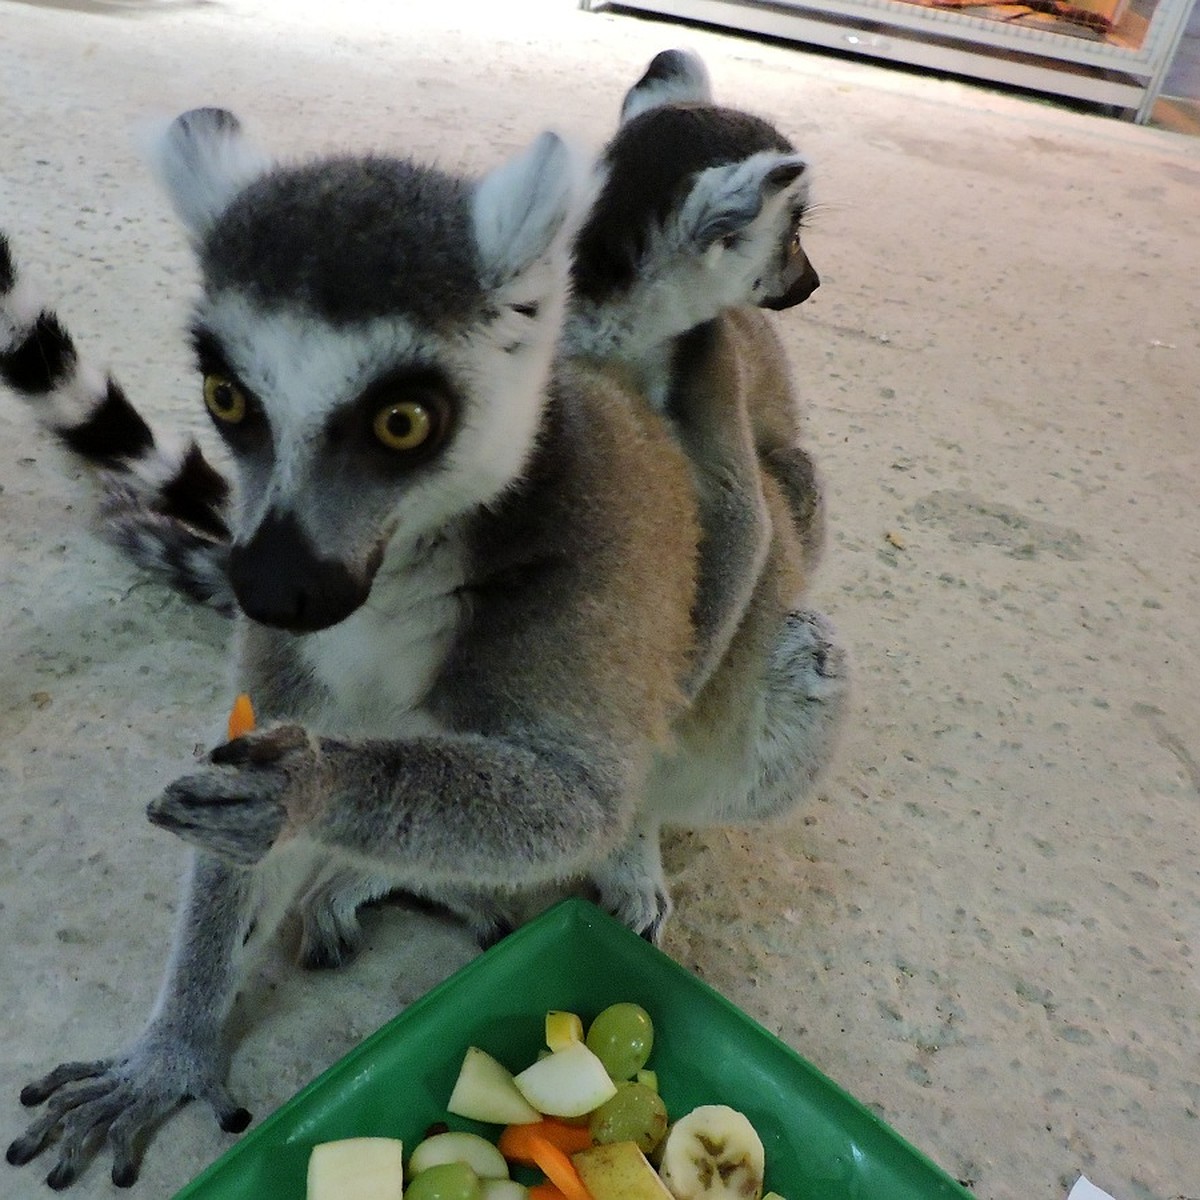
155;111;581;633
572;49;818;320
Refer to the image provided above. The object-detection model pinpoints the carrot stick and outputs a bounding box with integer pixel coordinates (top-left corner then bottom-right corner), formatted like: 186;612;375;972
226;693;256;740
499;1119;592;1162
529;1186;569;1200
522;1134;594;1200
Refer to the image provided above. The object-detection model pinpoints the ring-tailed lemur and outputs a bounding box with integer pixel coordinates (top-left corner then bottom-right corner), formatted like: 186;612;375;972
277;50;846;950
4;56;847;1190
564;49;845;934
1;47;844;946
6;111;701;1190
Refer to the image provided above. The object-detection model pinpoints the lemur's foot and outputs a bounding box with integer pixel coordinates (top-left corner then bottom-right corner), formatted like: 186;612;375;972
296;868;406;970
590;825;672;944
417;885;520;950
297;894;364;970
7;1030;247;1188
597;879;673;945
783;609;847;699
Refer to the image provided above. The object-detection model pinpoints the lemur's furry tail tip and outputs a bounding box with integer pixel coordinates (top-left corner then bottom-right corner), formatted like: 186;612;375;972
0;232;15;292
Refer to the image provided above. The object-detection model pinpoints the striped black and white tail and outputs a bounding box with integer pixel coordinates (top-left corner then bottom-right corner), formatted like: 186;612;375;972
0;232;236;614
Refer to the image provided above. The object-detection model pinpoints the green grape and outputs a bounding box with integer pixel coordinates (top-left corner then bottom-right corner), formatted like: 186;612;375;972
403;1162;483;1200
585;1002;654;1080
588;1080;669;1155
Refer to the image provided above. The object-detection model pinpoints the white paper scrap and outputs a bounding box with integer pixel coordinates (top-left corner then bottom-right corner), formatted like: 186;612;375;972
1067;1176;1118;1200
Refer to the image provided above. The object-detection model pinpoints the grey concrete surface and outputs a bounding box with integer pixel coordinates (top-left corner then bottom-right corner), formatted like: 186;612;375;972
1;2;1198;1198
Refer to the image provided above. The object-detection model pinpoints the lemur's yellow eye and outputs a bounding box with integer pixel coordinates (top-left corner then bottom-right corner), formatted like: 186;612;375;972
204;373;247;424
373;400;433;451
788;228;804;257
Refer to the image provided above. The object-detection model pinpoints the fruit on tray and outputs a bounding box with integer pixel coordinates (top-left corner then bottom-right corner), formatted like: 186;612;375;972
584;1003;654;1081
479;1183;531;1200
571;1141;674;1200
657;1105;766;1200
408;1131;511;1181
448;1046;542;1125
403;1161;484;1200
513;1041;618;1118
545;1011;584;1052
587;1081;668;1155
306;1136;404;1200
304;1003;791;1200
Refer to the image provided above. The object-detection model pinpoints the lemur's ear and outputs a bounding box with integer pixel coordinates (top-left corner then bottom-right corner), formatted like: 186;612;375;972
472;131;591;287
148;108;269;238
678;151;809;250
620;49;714;125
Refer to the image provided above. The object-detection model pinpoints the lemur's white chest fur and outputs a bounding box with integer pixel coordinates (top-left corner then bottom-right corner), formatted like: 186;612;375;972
303;531;467;738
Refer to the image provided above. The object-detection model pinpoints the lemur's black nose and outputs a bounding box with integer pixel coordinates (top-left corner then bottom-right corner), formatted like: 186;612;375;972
229;510;372;633
762;259;820;311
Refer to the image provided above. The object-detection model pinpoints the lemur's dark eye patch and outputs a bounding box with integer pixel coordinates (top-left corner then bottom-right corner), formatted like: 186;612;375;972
190;326;266;443
353;370;456;464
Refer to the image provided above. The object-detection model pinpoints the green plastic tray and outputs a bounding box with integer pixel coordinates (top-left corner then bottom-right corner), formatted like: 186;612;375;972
175;897;970;1199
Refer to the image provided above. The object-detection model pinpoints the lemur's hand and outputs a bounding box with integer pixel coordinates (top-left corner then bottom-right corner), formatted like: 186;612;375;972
147;725;326;864
6;1024;249;1188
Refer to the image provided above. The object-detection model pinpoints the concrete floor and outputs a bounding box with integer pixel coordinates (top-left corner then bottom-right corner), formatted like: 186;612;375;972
1;2;1198;1198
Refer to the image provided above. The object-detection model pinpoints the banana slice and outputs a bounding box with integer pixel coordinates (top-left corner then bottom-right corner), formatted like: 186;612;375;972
657;1104;765;1200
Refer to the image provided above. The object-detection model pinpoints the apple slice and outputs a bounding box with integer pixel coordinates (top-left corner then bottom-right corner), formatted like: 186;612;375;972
408;1130;510;1180
513;1040;618;1118
306;1137;404;1200
448;1047;542;1125
481;1180;532;1199
573;1141;674;1200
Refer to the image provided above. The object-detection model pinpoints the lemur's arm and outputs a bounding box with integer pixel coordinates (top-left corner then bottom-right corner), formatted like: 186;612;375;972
665;318;772;700
6;854;253;1188
148;724;632;888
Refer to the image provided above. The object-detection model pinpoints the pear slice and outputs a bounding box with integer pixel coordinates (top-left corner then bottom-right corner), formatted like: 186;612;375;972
448;1046;541;1125
306;1136;404;1200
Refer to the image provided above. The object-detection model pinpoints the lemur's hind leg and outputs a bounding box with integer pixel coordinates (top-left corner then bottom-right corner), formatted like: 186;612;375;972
590;609;848;934
297;872;527;961
728;608;848;821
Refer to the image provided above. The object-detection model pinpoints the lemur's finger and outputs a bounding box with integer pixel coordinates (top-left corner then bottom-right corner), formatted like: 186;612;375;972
45;1088;132;1191
7;1077;113;1166
200;1079;252;1133
106;1093;164;1188
210;723;310;766
151;765;282;813
148;774;285;864
19;1059;113;1106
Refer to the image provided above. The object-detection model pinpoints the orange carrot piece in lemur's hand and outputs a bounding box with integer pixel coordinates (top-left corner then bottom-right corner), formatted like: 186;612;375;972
226;693;256;740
